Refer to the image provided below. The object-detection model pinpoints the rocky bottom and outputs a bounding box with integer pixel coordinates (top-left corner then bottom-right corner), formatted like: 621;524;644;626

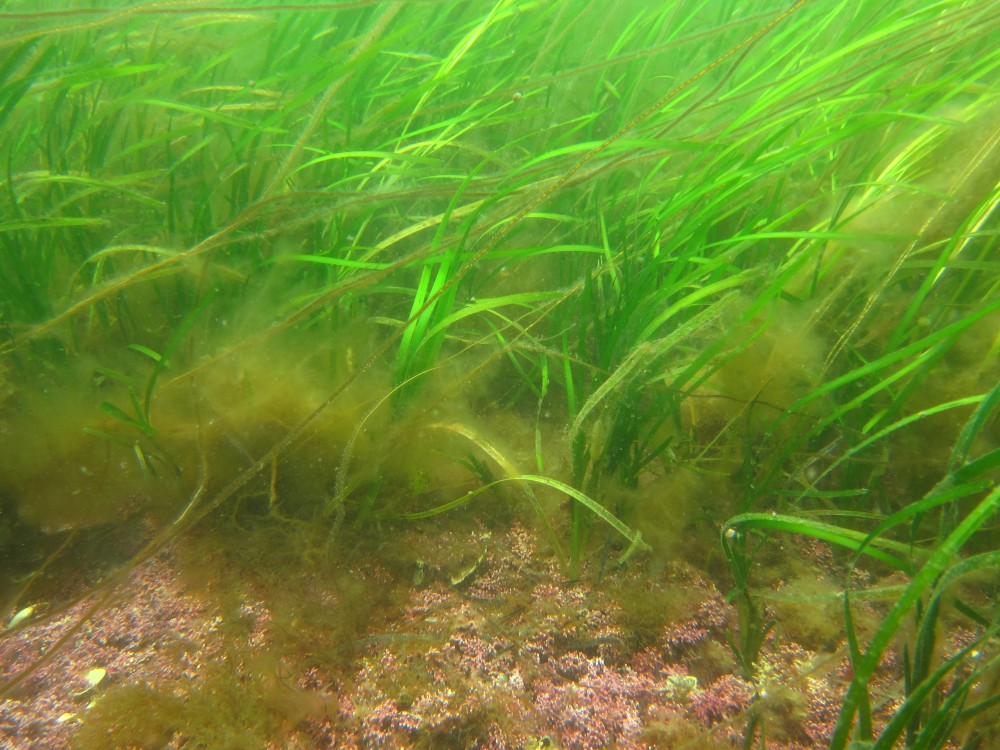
0;517;969;750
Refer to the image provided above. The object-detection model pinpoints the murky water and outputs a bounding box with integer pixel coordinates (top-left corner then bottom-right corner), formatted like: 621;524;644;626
1;1;998;748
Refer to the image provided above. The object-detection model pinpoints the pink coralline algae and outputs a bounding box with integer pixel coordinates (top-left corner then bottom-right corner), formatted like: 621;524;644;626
0;553;214;749
533;656;657;750
689;673;755;726
338;525;723;750
359;697;422;747
663;592;732;656
799;674;843;745
0;519;932;750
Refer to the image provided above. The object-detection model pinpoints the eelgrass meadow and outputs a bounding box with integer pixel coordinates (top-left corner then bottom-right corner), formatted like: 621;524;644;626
1;0;999;747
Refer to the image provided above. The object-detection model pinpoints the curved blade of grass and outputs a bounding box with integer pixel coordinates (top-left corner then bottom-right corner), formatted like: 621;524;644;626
813;394;985;486
830;483;1000;749
397;471;647;564
723;512;918;571
420;422;564;565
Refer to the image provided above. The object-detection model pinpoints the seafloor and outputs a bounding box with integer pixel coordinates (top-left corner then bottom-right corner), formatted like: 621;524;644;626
3;511;975;750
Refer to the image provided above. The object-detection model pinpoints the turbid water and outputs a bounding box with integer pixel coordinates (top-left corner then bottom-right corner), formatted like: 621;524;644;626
1;1;998;748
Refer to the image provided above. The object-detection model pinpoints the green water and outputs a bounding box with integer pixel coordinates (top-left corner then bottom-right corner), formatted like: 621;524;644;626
1;1;998;748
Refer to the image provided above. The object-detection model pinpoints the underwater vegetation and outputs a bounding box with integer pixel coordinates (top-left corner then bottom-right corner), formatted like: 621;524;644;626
1;0;999;747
